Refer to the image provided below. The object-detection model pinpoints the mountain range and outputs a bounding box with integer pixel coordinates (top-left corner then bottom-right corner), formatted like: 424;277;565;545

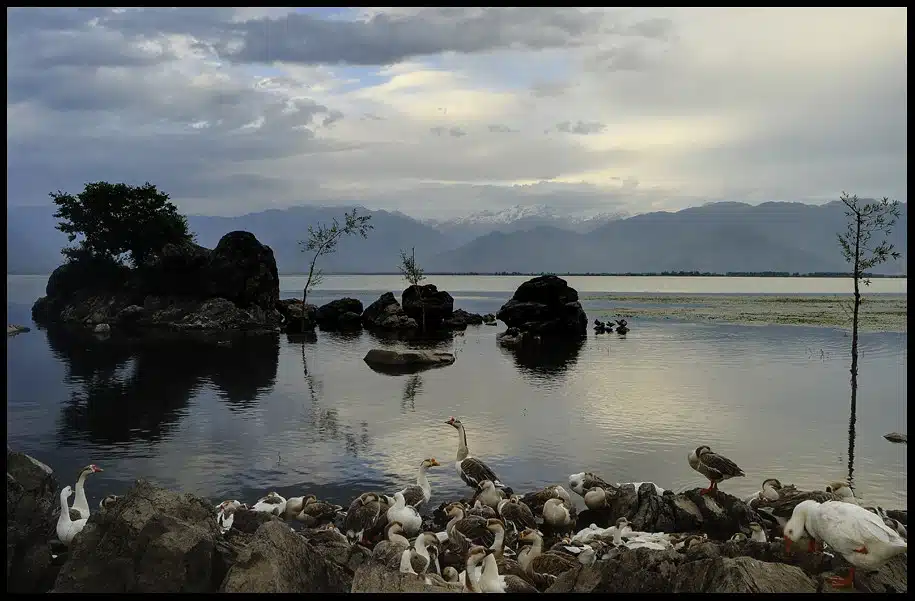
6;201;907;276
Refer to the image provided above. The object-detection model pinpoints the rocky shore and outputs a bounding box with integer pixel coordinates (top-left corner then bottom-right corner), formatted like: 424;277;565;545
7;448;906;594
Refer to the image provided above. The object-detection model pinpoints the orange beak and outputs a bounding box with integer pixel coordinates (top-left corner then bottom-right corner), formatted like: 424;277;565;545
784;538;791;553
93;466;104;473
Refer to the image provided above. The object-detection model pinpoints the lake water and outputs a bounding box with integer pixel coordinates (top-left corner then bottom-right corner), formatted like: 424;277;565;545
6;275;908;513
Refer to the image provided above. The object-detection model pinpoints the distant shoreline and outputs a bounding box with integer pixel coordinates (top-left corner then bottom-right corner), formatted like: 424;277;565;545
7;271;907;278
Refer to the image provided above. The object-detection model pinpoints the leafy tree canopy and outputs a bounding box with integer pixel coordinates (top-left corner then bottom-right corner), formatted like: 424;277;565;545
51;181;194;267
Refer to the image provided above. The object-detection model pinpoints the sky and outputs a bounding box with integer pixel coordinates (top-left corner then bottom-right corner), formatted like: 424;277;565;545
6;7;908;219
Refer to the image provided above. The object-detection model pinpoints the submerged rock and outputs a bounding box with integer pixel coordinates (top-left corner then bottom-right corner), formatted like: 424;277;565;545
363;348;456;375
7;324;31;336
884;432;907;444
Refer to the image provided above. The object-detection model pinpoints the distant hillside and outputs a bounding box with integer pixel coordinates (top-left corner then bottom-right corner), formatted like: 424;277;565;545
6;200;907;276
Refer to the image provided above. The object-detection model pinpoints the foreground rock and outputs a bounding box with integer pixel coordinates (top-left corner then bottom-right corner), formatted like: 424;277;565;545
496;275;587;342
363;348;456;375
276;299;317;333
7;449;60;593
31;232;283;334
352;558;462;592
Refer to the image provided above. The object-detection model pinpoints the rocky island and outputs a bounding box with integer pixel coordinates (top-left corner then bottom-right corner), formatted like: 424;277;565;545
7;447;906;594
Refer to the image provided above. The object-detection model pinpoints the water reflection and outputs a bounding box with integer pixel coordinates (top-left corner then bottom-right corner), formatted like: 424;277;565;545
45;326;279;446
302;356;372;458
500;335;586;381
401;375;423;413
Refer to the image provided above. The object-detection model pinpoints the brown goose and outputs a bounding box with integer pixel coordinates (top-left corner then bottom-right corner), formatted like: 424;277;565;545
373;521;411;567
467;499;498;520
445;503;496;549
98;494;120;513
517;528;579;577
542;498;576;532
472;480;505;510
344;492;389;544
744;478;797;507
445;417;510;493
498;497;538;531
294;495;343;526
568;472;613;497
583;487;613;510
521;485;572;515
485;519;533;582
399;458;441;509
687;445;746;494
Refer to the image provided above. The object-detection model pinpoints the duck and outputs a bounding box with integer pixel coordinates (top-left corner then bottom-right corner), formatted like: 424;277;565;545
609;517;634;545
542;498;575;532
497;497;537;532
784;499;907;589
473;480;506;510
522;484;572;515
56;486;88;546
72;464;104;520
386;491;422;537
517;528;579;577
825;481;861;505
344;492;387;544
399;458;441;509
673;533;708;550
687;445;745;494
98;494;120;513
568;472;613;497
744;478;793;506
615;319;629;335
583;487;613;511
445;417;510;493
748;521;767;543
479;550;540;593
251;492;287;516
293;495;343;526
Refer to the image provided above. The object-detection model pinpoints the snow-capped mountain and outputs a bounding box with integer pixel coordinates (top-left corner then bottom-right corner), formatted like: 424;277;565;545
426;204;629;245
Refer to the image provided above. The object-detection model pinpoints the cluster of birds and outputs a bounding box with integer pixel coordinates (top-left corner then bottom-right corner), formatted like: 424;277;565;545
54;423;907;592
593;318;629;335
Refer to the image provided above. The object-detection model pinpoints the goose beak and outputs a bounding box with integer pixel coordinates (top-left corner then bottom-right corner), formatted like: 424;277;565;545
92;466;104;473
784;538;791;553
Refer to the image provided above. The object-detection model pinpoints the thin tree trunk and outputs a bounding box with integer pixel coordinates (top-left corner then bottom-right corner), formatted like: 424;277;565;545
846;214;862;487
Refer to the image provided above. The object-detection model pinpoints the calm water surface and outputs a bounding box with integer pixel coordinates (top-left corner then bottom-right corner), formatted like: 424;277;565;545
6;275;907;512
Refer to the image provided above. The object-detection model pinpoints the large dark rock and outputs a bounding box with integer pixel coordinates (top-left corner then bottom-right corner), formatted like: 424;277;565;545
206;231;280;309
401;285;454;331
6;450;61;593
444;308;484;329
221;521;352;593
276;299;317;333
315;298;364;331
361;293;419;331
31;231;283;334
496;275;587;337
53;479;224;593
351;557;462;592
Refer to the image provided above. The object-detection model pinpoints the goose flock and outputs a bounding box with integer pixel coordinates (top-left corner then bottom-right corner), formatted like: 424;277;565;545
54;429;906;592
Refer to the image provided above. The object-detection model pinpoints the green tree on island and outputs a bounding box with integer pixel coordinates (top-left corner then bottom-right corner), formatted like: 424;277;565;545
298;208;373;327
398;247;428;331
51;181;193;267
836;193;901;442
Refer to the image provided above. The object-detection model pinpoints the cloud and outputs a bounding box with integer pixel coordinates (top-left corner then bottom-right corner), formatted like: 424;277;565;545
6;7;908;219
488;124;519;134
556;121;608;135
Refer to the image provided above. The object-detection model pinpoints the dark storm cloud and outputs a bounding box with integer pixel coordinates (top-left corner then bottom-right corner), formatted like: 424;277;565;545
223;8;670;66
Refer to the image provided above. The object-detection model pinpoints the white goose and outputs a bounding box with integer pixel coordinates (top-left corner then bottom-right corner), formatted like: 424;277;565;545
445;417;509;492
784;500;907;589
399;458;441;509
825;481;861;505
72;464;103;520
57;486;88;546
251;492;287;516
479;550;539;593
386;491;422;537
